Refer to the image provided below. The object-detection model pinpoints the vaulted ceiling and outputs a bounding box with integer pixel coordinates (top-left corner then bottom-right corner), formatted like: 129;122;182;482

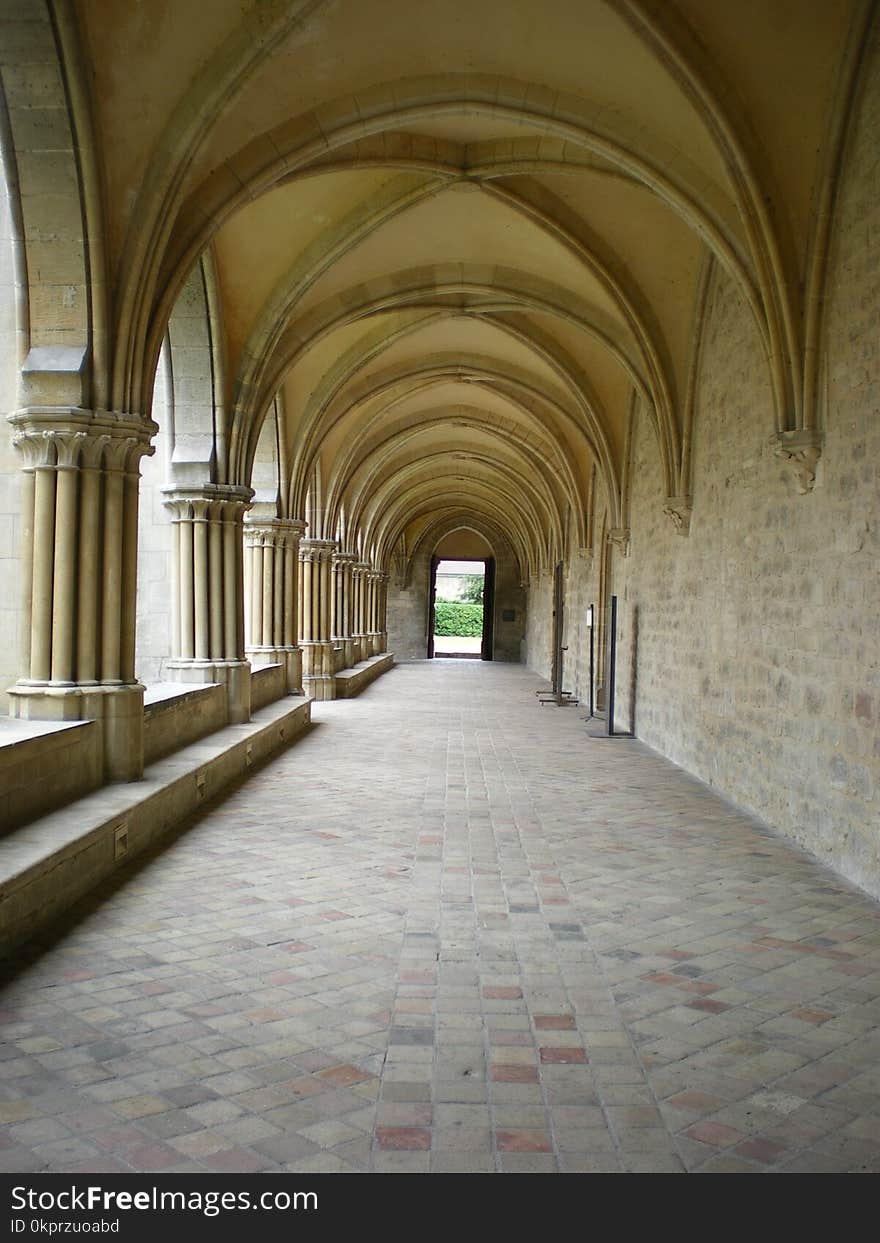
71;0;869;576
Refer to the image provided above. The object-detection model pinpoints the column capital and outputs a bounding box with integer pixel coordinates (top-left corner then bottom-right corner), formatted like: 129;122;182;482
299;538;337;562
162;483;253;522
244;517;306;547
332;549;357;566
9;407;157;472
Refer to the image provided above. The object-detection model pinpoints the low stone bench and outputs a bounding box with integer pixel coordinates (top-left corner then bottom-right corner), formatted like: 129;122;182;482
0;694;311;958
250;662;287;711
334;652;395;698
143;682;228;764
0;718;102;834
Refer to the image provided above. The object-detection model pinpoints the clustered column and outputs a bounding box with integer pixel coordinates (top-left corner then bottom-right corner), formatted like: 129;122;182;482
365;568;379;656
298;538;337;700
350;560;371;664
8;408;156;781
243;518;306;695
377;571;389;654
364;568;389;656
163;484;252;723
331;550;356;670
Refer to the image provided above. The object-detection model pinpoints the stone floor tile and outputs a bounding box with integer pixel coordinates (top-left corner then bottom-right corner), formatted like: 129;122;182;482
4;661;880;1176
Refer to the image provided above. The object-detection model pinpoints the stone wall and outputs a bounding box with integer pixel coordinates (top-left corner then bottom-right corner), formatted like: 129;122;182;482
525;30;880;897
387;551;431;661
388;542;525;662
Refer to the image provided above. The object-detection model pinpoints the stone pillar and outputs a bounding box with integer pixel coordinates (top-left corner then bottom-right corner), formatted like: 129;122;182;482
366;568;383;656
377;571;389;654
351;560;371;664
298;538;336;700
7;408;156;782
243;518;305;694
331;550;356;670
163;485;253;723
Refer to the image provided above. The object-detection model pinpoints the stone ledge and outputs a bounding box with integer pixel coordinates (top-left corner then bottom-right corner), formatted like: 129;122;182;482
334;652;395;698
250;662;286;711
143;681;221;708
0;717;102;834
143;681;227;765
0;694;311;958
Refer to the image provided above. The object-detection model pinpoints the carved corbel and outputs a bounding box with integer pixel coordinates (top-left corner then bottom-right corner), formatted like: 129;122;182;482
607;527;630;557
772;429;823;494
663;496;692;535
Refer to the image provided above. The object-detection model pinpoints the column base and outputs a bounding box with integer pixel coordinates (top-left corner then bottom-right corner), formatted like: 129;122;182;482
246;646;303;696
8;682;145;782
166;659;252;724
301;641;335;700
303;673;336;701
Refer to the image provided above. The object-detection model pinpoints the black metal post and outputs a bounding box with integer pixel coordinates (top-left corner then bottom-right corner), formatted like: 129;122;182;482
588;602;595;718
606;594;617;736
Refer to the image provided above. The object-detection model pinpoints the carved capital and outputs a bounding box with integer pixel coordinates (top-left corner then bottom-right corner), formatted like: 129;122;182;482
243;522;279;547
663;495;692;535
163;483;252;523
299;538;336;563
9;408;156;474
772;429;822;494
607;527;630;556
103;435;141;473
80;433;112;470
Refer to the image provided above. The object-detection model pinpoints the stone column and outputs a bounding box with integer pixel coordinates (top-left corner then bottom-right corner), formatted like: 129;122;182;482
351;560;371;664
243;518;305;694
298;538;336;700
163;484;253;723
366;568;382;656
377;571;389;654
331;550;356;670
7;407;156;781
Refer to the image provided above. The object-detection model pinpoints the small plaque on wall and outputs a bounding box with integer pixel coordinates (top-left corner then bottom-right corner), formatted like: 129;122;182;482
501;608;515;622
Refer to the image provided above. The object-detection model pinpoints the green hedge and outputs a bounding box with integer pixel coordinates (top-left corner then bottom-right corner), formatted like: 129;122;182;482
434;600;484;637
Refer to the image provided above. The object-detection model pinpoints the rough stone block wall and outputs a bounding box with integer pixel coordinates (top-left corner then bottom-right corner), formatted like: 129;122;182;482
525;548;602;700
524;568;553;680
388;544;525;663
387;549;431;661
526;33;880;897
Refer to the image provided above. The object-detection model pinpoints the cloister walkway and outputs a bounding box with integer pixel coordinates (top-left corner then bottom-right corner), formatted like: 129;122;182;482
2;661;880;1174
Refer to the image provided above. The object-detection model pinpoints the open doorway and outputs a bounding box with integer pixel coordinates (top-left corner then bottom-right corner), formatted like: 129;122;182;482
428;557;495;659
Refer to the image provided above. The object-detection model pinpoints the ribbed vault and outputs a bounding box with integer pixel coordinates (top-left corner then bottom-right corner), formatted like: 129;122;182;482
47;0;875;574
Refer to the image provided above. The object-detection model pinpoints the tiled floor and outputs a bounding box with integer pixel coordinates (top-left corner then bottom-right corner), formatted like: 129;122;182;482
2;660;880;1174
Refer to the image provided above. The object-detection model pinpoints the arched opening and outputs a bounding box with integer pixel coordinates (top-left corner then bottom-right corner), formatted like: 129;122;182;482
428;529;494;661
